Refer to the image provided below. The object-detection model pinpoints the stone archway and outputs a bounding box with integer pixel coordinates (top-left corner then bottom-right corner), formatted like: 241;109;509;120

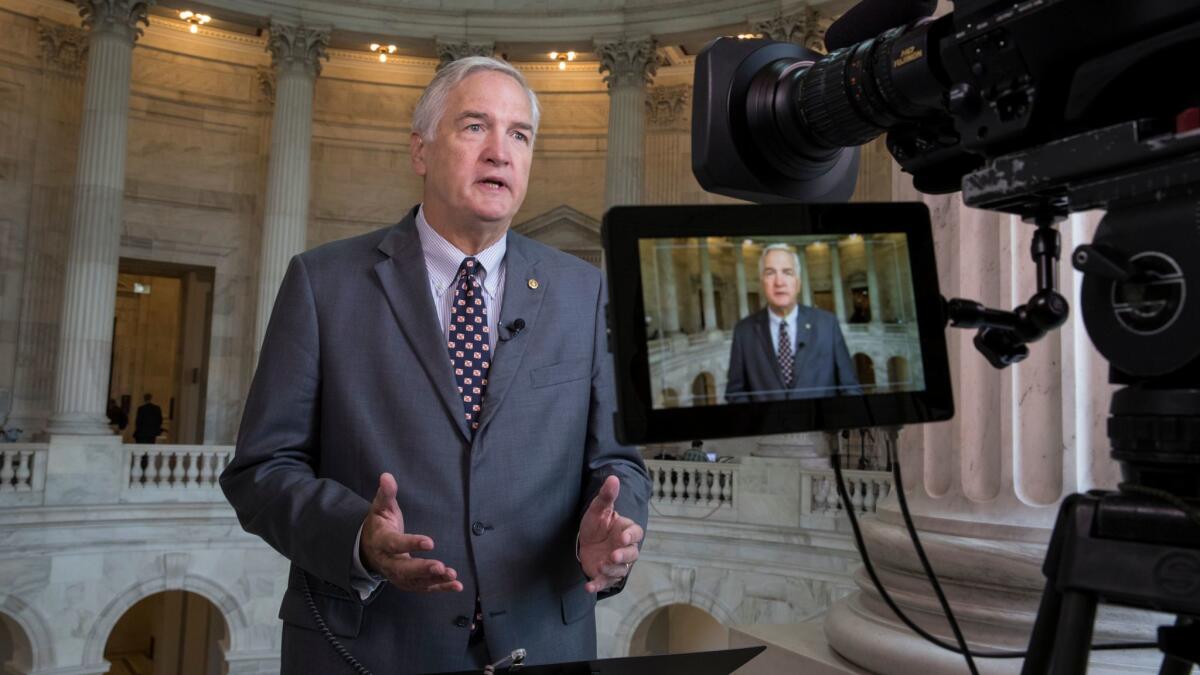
0;610;33;675
690;372;716;407
103;590;228;675
83;571;249;671
628;603;728;657
0;595;54;673
852;353;876;388
886;355;909;391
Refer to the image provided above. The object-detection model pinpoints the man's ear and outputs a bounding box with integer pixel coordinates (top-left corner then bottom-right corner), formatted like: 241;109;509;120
410;132;427;177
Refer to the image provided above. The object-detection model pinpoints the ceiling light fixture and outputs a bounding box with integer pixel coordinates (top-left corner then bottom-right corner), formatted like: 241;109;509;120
549;50;576;70
370;43;398;63
179;10;211;34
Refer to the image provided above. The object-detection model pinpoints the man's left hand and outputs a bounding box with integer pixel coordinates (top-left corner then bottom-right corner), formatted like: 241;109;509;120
579;475;645;593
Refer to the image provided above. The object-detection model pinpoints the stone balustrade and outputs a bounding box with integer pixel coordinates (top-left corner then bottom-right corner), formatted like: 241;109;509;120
647;459;735;516
644;457;892;527
0;443;48;506
800;468;892;516
122;444;233;502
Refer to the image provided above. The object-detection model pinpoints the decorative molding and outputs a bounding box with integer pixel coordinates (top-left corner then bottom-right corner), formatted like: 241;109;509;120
595;37;657;89
255;66;275;104
38;20;88;73
646;83;691;128
751;4;832;54
435;40;495;69
267;22;330;78
74;0;155;43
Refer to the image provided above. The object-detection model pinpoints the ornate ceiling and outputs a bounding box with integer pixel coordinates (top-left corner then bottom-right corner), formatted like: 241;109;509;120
146;0;850;63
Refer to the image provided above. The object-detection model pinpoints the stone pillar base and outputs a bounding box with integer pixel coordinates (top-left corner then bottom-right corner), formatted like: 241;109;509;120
44;413;113;436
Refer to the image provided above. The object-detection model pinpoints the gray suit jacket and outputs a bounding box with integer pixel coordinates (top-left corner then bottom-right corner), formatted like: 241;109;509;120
220;207;650;674
725;306;862;402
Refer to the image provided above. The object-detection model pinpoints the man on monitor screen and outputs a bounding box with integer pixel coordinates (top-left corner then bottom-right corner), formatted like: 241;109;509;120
725;243;861;402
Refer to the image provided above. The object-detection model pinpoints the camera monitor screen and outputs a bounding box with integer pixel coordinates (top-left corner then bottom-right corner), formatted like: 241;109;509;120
603;203;953;445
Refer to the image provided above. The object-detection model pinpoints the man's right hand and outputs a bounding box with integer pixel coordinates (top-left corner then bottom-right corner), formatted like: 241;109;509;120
361;472;464;593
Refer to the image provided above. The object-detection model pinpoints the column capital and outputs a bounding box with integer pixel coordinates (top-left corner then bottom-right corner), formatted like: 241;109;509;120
38;19;88;73
645;83;691;129
595;37;657;90
255;66;276;104
435;40;495;69
74;0;154;44
751;4;832;54
267;22;330;78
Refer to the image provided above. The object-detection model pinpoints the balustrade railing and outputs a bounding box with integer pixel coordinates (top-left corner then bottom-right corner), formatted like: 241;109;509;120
122;444;233;502
801;469;892;516
0;444;47;505
646;459;735;516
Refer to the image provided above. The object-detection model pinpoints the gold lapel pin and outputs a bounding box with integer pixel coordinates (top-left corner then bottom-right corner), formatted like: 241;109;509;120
528;279;539;289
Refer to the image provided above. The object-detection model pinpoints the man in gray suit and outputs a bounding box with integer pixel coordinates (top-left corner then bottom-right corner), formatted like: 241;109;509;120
725;243;862;403
221;57;650;674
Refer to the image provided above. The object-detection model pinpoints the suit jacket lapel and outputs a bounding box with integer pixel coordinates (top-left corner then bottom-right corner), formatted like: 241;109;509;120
753;309;786;391
476;234;545;433
374;211;471;441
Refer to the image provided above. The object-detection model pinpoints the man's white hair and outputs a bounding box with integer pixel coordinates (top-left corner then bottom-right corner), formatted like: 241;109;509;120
411;56;541;143
758;243;802;278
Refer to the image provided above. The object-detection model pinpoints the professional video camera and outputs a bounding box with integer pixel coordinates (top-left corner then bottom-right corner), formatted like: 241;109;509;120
671;0;1200;672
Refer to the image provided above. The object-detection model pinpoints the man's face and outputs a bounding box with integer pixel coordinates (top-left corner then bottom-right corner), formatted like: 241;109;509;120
411;70;534;229
761;249;800;314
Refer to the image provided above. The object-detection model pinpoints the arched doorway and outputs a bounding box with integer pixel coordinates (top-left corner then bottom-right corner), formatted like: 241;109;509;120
0;612;34;675
104;590;227;675
690;372;716;407
887;356;910;391
853;353;876;390
629;604;727;657
661;387;680;408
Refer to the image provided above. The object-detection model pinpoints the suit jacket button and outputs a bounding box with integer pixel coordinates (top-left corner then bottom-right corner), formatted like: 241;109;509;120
471;521;485;536
454;615;470;628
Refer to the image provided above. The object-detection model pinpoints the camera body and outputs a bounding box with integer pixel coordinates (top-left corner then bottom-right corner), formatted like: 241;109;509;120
694;0;1200;202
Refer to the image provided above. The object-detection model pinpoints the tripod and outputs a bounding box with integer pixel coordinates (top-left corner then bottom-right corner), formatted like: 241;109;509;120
946;118;1200;673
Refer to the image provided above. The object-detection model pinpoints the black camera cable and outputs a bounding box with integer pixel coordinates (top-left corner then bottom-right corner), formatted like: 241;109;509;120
830;441;1157;670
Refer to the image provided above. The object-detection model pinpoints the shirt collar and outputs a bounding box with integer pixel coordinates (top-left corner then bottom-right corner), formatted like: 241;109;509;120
767;305;798;327
415;204;507;296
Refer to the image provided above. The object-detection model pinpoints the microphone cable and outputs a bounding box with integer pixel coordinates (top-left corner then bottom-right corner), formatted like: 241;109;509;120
301;571;373;675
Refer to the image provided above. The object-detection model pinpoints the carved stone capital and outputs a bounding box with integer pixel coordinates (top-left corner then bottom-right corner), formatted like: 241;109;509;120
74;0;154;43
752;4;832;54
435;41;495;69
256;66;276;104
645;84;692;128
267;22;330;78
38;19;88;72
595;37;657;90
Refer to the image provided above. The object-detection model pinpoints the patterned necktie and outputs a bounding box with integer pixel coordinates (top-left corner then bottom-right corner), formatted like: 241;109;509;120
446;257;491;432
778;319;794;388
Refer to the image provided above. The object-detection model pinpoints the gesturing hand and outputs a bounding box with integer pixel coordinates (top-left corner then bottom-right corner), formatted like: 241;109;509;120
360;473;464;593
578;475;645;593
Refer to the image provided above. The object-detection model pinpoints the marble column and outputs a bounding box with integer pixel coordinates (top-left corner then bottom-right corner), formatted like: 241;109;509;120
734;245;750;318
865;239;882;326
798;247;814;308
821;194;1157;673
46;0;153;436
699;240;718;331
829;241;848;322
597;37;657;208
253;22;329;357
657;242;681;336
